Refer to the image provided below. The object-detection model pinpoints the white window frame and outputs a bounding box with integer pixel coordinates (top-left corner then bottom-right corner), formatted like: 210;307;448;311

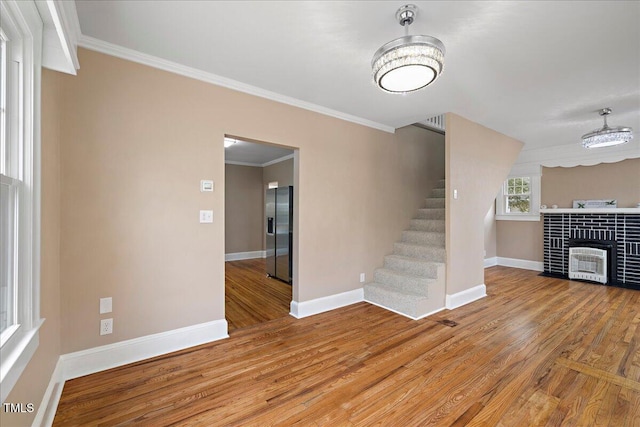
0;0;43;403
496;173;541;222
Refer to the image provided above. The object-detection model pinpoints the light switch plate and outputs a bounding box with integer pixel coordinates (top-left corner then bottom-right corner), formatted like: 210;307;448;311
200;210;214;223
100;297;112;314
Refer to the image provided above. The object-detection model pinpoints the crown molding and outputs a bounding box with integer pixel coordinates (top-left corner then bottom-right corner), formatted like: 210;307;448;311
37;0;80;74
77;35;395;134
224;160;263;167
224;154;293;168
224;153;294;168
261;153;294;167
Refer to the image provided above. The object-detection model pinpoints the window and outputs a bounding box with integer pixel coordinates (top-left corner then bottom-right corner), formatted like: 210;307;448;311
496;174;541;221
504;177;531;213
0;0;42;403
1;23;18;341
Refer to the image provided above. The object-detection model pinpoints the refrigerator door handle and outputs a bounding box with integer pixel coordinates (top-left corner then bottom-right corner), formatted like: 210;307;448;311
267;217;274;235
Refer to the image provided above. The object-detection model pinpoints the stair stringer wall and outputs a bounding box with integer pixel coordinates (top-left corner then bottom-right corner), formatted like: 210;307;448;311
445;113;523;299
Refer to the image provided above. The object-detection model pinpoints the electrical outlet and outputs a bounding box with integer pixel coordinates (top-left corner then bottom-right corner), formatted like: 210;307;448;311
100;318;113;335
360;273;365;283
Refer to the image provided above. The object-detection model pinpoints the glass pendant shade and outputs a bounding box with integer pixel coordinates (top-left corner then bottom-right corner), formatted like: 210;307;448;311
581;108;633;149
372;35;445;93
372;5;445;93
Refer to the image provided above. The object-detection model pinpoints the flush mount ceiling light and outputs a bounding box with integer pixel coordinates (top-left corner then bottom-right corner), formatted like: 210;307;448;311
581;108;634;149
372;4;445;93
224;137;237;148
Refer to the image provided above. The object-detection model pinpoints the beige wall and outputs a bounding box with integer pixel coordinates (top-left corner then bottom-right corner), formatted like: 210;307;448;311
496;158;640;262
263;157;294;188
2;69;63;426
484;204;497;259
446;113;523;294
496;220;544;262
542;159;640;208
225;164;263;254
56;49;445;353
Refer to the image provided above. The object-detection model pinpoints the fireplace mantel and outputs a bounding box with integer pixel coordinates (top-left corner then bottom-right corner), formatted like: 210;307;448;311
541;208;640;214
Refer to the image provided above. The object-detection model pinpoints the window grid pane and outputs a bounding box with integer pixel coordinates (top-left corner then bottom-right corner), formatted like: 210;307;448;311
506;177;531;196
506;195;531;213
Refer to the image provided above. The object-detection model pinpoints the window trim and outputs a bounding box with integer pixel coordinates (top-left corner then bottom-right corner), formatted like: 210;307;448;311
496;174;541;222
0;0;43;403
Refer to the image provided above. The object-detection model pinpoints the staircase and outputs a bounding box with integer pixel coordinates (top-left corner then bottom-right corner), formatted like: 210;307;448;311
364;179;446;319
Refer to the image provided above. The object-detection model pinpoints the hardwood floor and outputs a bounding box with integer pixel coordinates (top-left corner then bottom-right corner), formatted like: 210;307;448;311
225;258;292;331
53;267;640;426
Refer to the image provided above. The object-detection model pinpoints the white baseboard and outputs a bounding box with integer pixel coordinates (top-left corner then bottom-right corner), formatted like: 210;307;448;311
225;250;266;262
290;288;364;318
60;319;229;380
497;257;544;271
32;358;64;427
484;257;498;268
446;284;487;310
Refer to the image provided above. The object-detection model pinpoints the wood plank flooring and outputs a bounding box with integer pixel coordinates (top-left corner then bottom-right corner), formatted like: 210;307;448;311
53;267;640;426
225;258;292;331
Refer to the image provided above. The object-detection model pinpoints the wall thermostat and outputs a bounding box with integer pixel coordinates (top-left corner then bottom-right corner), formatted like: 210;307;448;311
200;180;214;192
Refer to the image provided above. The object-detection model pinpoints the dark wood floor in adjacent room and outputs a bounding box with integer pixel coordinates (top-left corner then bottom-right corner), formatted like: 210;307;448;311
53;266;640;426
225;258;292;331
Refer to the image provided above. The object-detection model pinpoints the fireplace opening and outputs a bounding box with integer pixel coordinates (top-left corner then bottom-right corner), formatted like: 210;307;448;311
568;239;617;285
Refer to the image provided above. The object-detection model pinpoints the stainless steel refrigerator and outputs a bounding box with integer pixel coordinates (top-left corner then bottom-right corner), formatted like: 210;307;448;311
266;186;293;283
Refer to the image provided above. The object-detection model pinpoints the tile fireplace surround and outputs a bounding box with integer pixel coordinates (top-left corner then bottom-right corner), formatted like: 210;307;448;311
543;210;640;289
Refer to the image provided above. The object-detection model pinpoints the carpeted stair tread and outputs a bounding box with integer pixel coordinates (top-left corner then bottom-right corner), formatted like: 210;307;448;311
401;230;445;246
364;178;446;319
364;282;429;297
414;210;445;221
409;218;445;233
425;198;445;208
384;255;442;278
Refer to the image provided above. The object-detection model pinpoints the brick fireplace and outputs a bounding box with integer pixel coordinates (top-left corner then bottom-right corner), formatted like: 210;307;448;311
543;212;640;289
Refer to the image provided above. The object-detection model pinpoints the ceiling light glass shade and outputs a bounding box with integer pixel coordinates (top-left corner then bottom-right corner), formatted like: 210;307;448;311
581;127;634;148
372;35;445;93
581;108;633;149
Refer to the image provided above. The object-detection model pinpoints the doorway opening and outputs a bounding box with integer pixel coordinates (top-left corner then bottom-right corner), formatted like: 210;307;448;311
223;135;297;332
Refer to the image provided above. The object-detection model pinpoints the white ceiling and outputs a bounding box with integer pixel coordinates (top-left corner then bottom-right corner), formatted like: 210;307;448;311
74;1;640;154
225;139;293;166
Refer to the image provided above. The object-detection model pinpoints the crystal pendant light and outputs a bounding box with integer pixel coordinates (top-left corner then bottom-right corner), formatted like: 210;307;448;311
372;4;445;93
581;108;634;149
